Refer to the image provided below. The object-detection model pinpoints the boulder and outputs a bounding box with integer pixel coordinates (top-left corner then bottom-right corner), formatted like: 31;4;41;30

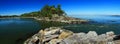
24;27;120;44
24;34;40;44
44;27;62;35
58;31;73;39
106;31;114;37
106;31;115;41
38;30;45;36
87;31;98;38
75;33;86;38
97;34;107;41
32;36;39;42
59;33;86;44
43;35;59;42
48;39;62;44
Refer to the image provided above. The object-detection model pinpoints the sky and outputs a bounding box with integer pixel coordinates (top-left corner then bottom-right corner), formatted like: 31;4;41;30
0;0;120;15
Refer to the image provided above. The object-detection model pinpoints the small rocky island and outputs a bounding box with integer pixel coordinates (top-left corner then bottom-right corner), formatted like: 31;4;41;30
20;5;88;24
34;16;88;24
24;27;120;44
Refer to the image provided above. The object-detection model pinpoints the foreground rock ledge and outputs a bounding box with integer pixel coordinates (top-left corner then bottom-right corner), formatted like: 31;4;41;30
24;27;120;44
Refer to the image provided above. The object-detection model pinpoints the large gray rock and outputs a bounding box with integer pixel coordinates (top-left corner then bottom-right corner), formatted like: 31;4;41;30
48;39;62;44
44;27;62;35
59;31;116;44
86;31;98;37
24;27;119;44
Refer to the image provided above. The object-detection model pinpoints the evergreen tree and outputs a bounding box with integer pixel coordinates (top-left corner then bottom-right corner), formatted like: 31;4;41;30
57;4;65;16
21;4;66;17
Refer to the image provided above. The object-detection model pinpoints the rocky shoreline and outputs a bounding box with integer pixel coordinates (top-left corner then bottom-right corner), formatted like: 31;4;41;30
34;16;88;24
0;15;88;24
24;27;120;44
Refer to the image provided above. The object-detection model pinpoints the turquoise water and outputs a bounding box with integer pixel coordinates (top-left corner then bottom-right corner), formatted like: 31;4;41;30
0;18;41;44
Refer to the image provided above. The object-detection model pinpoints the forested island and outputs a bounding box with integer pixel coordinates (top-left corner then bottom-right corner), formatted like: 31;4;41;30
20;5;88;24
0;4;65;18
21;4;65;17
0;5;88;24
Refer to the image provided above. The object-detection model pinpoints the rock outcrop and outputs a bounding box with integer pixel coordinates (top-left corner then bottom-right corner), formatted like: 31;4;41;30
24;27;120;44
35;16;88;24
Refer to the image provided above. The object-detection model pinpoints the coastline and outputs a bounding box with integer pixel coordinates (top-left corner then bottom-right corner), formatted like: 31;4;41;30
34;16;88;24
0;16;88;24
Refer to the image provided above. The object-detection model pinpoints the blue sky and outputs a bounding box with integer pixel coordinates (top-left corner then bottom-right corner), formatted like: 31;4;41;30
0;0;120;15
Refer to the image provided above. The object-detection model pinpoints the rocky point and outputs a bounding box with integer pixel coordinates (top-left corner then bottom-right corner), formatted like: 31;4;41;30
24;27;120;44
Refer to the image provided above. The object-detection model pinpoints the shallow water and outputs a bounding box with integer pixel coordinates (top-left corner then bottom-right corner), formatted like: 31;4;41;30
0;18;65;44
64;15;120;35
63;24;120;35
70;15;120;24
0;18;41;44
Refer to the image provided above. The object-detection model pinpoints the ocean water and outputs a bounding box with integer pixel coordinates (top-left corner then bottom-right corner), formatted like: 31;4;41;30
63;15;120;35
0;18;65;44
70;15;120;24
0;15;120;44
0;18;41;44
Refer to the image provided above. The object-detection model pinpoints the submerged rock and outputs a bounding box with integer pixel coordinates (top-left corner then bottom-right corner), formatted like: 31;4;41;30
24;27;120;44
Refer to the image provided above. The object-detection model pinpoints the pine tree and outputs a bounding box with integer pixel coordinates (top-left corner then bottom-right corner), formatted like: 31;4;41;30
57;4;64;16
21;4;66;17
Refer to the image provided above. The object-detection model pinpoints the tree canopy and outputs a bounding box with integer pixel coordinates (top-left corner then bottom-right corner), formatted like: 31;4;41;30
21;4;66;17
